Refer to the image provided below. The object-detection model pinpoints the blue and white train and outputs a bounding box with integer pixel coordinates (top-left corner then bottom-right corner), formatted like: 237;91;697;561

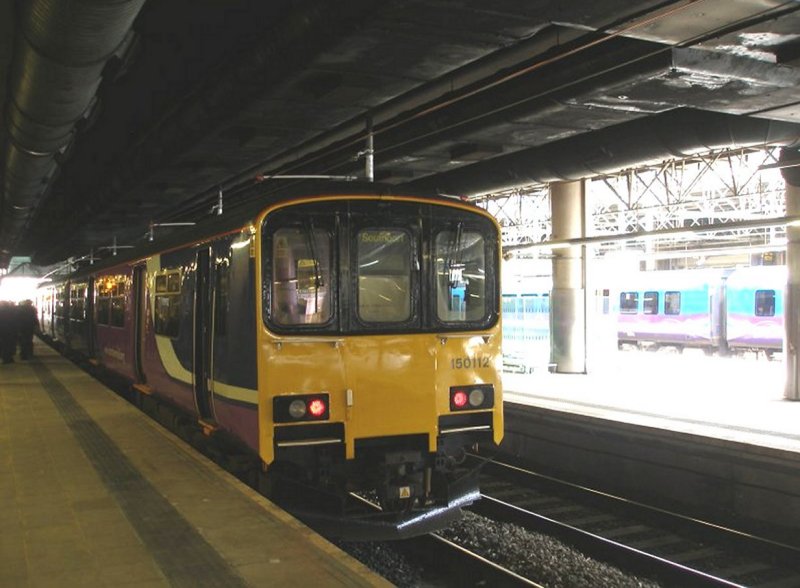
502;266;786;367
616;266;785;357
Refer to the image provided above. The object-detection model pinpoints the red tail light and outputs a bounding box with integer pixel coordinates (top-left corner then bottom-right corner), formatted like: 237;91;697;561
308;398;327;417
452;390;468;408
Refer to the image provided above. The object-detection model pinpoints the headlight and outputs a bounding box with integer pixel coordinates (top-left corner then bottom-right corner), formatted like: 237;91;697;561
468;388;485;407
288;399;307;419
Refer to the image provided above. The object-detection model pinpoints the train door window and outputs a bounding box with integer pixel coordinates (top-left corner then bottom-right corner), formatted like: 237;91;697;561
619;291;638;314
70;284;86;320
96;283;110;325
154;270;182;337
435;228;487;322
357;229;411;322
96;276;126;327
755;290;776;317
55;289;66;319
665;291;681;315
110;282;126;327
643;291;659;315
214;259;229;337
271;227;333;326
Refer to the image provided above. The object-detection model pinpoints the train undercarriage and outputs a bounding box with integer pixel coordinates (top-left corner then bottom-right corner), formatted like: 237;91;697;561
267;433;488;540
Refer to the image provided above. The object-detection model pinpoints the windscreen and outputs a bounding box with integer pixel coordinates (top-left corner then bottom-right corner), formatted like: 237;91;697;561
263;200;497;334
434;227;488;323
271;226;333;325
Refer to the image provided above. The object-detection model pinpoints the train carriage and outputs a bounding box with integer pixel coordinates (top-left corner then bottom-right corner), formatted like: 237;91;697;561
37;187;503;536
616;269;730;352
614;266;785;357
725;265;785;356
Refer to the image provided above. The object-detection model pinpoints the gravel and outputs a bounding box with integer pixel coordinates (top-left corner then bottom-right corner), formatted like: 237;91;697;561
439;510;660;587
338;510;661;587
336;539;422;587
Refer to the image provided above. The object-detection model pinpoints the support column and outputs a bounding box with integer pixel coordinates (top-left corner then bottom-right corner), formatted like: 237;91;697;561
550;180;586;374
783;149;800;400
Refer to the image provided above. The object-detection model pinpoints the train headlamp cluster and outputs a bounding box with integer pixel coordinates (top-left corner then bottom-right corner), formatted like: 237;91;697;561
449;384;494;411
274;394;330;423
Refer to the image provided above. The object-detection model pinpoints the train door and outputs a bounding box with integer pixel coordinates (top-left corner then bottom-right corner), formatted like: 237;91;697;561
132;265;147;383
193;247;214;420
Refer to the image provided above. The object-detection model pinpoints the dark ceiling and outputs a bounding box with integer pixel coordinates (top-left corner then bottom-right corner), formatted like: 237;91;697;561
1;0;800;268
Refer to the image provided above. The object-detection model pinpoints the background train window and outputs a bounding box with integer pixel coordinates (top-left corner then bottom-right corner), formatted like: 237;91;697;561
435;229;486;322
357;229;411;323
619;291;639;314
643;291;659;315
665;291;681;315
271;227;332;325
755;290;776;317
154;271;181;337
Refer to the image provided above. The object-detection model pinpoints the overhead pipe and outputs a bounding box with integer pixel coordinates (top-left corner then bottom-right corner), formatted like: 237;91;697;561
402;109;800;197
0;0;146;264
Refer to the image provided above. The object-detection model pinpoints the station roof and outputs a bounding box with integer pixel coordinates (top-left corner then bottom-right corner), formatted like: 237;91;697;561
1;0;799;268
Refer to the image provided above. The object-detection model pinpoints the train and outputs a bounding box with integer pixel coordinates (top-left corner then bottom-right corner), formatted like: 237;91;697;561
616;265;785;357
36;185;504;538
501;276;551;373
500;265;785;371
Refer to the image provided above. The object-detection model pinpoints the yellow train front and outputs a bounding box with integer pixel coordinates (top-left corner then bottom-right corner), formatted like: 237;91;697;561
256;194;503;533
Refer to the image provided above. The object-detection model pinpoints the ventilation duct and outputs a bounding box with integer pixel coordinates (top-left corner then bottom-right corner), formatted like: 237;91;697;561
0;0;146;265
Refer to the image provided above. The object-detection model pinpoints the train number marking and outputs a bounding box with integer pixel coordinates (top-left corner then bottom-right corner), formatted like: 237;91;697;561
450;356;490;369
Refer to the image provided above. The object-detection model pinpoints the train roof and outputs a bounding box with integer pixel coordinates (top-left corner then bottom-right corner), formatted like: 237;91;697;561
50;182;477;282
725;265;786;287
613;268;733;290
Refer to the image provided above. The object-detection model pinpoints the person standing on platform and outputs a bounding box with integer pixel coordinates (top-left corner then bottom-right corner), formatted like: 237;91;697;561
16;300;39;360
0;301;17;364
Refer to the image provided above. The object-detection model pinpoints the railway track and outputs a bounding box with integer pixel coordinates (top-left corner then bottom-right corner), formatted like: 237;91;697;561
341;493;658;587
473;458;800;587
340;493;541;587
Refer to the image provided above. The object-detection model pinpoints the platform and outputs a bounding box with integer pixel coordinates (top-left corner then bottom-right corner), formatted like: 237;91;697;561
0;341;387;587
504;350;800;453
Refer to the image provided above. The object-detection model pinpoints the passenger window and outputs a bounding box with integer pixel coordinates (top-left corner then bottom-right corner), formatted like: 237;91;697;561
435;229;487;322
271;227;332;325
643;291;659;315
70;285;86;320
96;276;125;327
755;290;776;317
110;293;125;327
96;297;110;325
154;270;181;337
664;291;681;315
619;291;638;314
357;229;411;323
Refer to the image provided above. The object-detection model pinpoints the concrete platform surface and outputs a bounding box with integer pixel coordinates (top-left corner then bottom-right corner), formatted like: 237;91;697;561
0;342;388;587
504;350;800;453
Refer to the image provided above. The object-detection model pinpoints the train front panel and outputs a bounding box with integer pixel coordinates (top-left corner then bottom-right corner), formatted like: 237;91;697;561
255;195;503;507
